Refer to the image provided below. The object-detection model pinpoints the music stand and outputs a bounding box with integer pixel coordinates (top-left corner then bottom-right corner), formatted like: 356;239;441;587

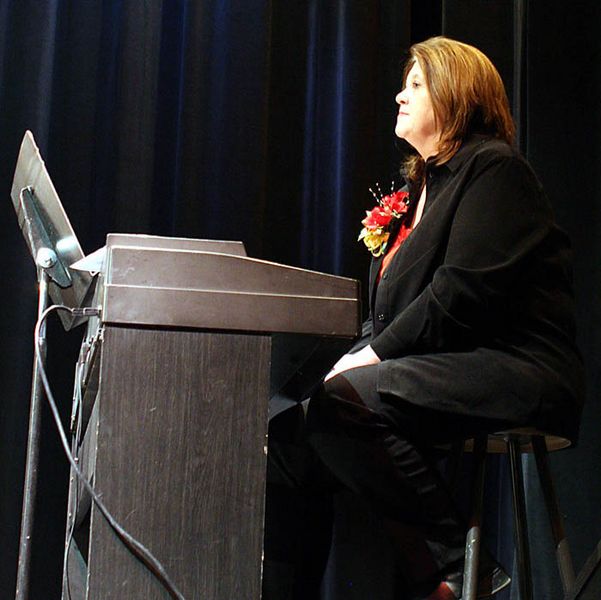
10;131;92;600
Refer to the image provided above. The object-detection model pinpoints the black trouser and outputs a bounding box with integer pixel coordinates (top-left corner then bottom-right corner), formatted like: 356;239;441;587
263;367;513;599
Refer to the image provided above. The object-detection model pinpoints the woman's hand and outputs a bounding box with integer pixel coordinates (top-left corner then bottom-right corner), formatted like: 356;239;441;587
324;345;381;382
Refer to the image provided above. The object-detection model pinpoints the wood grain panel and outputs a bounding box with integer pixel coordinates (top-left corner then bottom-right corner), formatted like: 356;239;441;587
86;326;270;599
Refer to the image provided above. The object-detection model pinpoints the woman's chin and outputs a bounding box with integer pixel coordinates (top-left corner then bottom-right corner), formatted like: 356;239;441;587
394;126;407;140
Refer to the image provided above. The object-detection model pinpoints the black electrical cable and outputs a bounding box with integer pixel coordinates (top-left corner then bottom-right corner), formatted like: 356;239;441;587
35;305;187;600
63;351;84;600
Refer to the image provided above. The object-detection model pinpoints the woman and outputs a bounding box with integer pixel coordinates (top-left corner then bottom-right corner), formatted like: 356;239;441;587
264;37;584;600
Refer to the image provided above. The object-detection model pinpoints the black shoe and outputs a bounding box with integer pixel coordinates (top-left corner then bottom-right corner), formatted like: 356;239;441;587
445;561;511;598
473;564;511;597
411;560;510;600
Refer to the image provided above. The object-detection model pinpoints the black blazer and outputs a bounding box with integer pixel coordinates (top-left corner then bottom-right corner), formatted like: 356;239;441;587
352;135;584;441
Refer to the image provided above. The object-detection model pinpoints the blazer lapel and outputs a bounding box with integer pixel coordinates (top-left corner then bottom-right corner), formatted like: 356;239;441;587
368;254;384;317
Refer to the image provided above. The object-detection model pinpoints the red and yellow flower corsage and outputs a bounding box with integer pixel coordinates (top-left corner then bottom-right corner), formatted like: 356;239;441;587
358;188;410;257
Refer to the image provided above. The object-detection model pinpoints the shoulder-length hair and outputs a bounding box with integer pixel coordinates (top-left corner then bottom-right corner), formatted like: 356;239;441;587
403;36;515;186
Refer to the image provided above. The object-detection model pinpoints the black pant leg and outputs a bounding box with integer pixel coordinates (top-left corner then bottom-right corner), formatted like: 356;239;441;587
304;373;467;583
263;403;335;600
264;367;513;594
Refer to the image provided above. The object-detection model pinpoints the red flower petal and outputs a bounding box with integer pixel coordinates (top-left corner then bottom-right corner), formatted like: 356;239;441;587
382;190;409;214
362;206;393;228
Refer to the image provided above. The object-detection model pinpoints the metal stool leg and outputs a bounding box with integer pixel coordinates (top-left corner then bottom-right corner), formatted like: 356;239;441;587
462;435;487;600
507;435;533;600
532;436;575;594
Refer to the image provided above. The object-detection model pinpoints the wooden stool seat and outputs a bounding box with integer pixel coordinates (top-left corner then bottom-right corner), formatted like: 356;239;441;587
458;428;574;600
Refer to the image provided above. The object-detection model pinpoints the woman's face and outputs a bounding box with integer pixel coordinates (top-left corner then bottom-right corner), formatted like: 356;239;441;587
395;60;440;159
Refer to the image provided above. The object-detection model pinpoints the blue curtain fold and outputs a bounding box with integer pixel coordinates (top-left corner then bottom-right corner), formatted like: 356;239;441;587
0;2;411;597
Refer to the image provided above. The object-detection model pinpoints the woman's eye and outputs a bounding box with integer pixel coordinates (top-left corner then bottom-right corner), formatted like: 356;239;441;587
412;81;420;89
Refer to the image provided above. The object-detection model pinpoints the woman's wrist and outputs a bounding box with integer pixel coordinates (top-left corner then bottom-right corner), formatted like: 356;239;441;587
359;345;381;364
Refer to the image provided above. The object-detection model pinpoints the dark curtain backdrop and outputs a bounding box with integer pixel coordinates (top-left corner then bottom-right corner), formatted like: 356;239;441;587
0;1;599;599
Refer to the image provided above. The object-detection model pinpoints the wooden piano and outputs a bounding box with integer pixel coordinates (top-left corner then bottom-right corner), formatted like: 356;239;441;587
64;233;361;600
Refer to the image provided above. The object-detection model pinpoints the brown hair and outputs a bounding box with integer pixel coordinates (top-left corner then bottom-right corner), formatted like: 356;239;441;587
402;37;515;186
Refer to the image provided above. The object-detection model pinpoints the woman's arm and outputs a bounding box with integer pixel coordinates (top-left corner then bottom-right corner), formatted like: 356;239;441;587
371;155;555;359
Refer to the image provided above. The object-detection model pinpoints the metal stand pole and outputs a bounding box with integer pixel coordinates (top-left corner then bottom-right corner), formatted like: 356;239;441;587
508;436;533;600
15;251;56;600
462;435;487;600
532;436;575;594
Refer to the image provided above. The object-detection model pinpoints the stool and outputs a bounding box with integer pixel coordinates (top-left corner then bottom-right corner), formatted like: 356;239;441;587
456;429;575;600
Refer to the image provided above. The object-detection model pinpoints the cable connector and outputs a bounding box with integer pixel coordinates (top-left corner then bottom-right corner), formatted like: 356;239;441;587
71;307;101;317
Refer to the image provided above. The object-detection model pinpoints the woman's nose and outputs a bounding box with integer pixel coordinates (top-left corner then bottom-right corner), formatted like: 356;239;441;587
396;90;406;105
